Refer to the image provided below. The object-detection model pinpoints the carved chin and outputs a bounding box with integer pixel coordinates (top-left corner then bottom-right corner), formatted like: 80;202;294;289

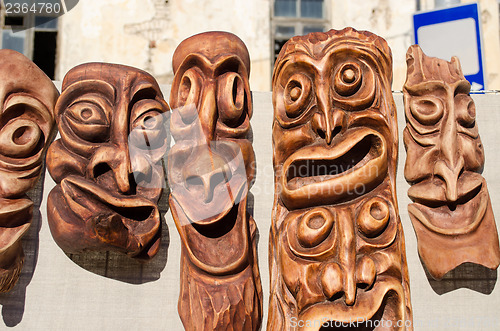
47;175;161;258
280;128;387;210
298;277;406;331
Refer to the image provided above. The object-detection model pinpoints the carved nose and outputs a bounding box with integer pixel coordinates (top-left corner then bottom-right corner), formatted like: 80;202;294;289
320;256;376;306
183;150;231;203
88;145;133;194
311;111;344;144
434;157;465;202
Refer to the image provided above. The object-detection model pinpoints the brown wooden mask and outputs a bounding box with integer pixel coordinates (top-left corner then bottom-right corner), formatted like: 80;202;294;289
168;32;262;331
269;28;413;330
46;63;169;260
0;49;58;292
403;45;500;280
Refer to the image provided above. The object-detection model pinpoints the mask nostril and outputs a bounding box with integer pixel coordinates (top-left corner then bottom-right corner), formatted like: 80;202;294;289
93;162;112;179
332;125;342;139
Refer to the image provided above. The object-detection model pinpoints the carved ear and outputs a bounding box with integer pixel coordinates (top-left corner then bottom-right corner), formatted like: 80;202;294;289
450;56;464;77
405;45;423;83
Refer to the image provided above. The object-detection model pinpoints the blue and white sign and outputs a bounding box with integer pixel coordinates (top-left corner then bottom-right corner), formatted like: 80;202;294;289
413;3;485;90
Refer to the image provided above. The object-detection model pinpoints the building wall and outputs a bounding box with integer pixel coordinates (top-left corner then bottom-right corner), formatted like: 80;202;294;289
55;0;500;91
56;0;272;91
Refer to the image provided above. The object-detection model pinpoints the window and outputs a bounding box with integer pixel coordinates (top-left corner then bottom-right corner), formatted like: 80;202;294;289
1;0;60;79
272;0;329;63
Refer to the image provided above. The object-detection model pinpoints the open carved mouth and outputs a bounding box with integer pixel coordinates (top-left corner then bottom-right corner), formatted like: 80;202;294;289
299;278;406;331
61;176;157;224
408;172;483;210
281;129;387;210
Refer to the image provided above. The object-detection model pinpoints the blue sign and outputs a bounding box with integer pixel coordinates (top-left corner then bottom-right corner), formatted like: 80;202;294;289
413;3;485;90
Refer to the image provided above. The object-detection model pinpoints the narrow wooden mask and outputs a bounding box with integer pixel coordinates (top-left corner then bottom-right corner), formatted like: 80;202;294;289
168;32;262;331
403;45;500;279
46;63;169;260
269;28;412;330
0;50;58;291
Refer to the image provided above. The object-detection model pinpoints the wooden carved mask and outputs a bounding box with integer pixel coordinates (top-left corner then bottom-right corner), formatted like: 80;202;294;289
47;63;169;259
0;50;57;291
269;28;412;330
403;45;500;279
168;32;262;330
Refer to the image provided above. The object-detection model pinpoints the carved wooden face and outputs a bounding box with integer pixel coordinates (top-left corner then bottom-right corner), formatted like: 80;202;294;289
270;29;411;329
47;63;169;259
0;50;58;292
403;45;500;279
272;30;397;211
0;50;57;197
168;31;254;225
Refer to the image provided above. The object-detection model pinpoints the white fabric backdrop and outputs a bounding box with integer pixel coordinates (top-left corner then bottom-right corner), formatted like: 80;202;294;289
0;89;499;330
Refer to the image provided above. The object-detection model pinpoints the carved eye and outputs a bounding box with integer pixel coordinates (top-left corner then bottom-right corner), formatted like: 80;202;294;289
332;61;376;111
66;101;109;142
410;97;444;126
0;119;42;158
357;197;390;238
297;208;334;248
177;68;202;124
217;72;246;127
0;96;47;158
130;99;166;150
455;94;476;128
334;63;362;96
284;73;312;118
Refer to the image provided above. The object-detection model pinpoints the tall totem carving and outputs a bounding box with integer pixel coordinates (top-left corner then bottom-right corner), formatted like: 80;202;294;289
268;28;413;330
47;63;169;259
403;45;500;280
0;50;58;292
168;32;262;330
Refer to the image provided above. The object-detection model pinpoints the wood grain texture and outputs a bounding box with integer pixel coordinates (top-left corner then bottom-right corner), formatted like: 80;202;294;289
0;50;58;292
46;63;169;260
403;45;500;280
168;31;262;331
268;28;413;330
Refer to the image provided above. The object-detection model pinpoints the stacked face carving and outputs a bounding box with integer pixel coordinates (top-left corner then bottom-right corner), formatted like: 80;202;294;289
47;63;169;259
269;28;413;330
0;50;58;292
403;45;500;280
168;32;262;331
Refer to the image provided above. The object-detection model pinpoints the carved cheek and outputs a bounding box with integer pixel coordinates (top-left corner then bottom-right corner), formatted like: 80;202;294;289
273;123;314;168
460;136;484;172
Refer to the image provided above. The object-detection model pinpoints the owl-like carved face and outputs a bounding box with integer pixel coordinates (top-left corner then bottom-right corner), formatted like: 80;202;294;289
403;45;500;279
47;63;169;259
0;49;57;292
273;30;397;210
269;29;412;330
168;31;254;225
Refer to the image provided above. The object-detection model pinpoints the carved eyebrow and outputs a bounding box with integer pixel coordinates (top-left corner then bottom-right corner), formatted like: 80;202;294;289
213;55;247;76
405;81;447;96
130;82;158;106
57;80;116;116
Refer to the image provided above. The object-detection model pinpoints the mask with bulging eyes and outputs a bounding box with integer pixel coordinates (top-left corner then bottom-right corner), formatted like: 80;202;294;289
46;63;169;260
268;28;413;330
168;31;262;331
0;50;58;292
403;45;500;280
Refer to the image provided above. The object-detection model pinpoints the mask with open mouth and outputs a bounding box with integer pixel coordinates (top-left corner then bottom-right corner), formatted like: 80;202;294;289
0;50;58;292
46;63;169;260
168;31;262;331
403;45;500;280
268;28;413;330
